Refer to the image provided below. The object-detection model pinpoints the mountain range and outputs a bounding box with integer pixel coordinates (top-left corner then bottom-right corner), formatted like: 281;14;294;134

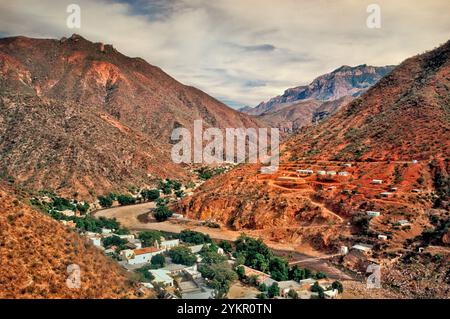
0;34;261;196
241;64;395;132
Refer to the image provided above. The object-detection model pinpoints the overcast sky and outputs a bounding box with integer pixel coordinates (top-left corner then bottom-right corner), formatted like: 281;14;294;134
0;0;449;108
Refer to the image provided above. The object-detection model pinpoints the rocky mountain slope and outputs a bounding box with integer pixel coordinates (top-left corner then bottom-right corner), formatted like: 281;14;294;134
243;65;394;132
0;184;133;298
178;40;450;248
0;34;261;196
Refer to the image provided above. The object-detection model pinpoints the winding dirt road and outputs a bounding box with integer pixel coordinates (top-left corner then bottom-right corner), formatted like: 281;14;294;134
94;202;354;280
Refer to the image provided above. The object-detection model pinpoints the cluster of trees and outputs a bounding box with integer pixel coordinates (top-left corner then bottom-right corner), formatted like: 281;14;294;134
139;230;162;247
153;204;173;222
141;189;160;202
179;230;212;245
195;167;226;180
150;253;166;268
167;246;197;266
198;244;236;298
234;234;289;281
158;179;182;195
135;264;155;283
101;235;128;250
234;234;326;282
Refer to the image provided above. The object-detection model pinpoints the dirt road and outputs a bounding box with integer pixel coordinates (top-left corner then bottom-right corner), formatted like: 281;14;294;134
95;202;354;280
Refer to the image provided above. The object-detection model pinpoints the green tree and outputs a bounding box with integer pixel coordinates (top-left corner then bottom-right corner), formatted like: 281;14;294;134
141;189;160;202
269;257;289;281
235;265;246;280
289;265;306;282
332;281;344;293
179;230;211;244
167;246;197;266
288;289;298;299
117;194;136;206
219;241;233;254
199;262;237;299
151;253;166;268
311;281;325;299
153;205;173;222
267;282;280;298
101;235;127;249
98;195;113;208
135;264;155;283
77;202;90;214
139;230;162;247
259;283;268;292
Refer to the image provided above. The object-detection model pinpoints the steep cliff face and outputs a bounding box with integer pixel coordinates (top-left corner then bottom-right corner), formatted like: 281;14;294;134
0;34;261;196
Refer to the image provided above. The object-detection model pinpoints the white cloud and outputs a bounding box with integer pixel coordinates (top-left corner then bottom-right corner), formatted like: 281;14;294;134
0;0;449;107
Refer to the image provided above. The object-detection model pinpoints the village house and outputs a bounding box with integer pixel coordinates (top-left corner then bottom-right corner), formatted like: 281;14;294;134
121;247;163;265
351;243;373;254
297;169;314;175
59;209;76;217
324;289;339;299
101;228;113;235
171;213;184;219
344;163;352;167
326;171;337;176
118;234;135;240
340;246;349;255
88;234;103;248
188;244;207;254
380;192;393;198
372;179;383;184
184;264;202;280
378;234;388;241
149;269;174;287
367;211;381;218
277;280;302;297
396;219;411;226
317;170;326;176
157;239;180;251
338;171;349;176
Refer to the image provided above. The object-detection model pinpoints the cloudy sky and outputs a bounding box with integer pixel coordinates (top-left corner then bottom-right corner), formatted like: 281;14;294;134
0;0;449;108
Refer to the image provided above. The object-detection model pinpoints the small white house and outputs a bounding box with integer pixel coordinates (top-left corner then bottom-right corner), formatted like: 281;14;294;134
317;170;326;175
326;171;337;176
324;289;339;299
60;210;75;217
380;192;392;198
372;179;383;184
172;213;184;219
367;211;381;218
149;269;174;287
397;220;411;226
89;235;102;248
338;171;349;176
351;244;373;253
118;234;135;240
101;228;113;235
158;239;180;251
297;169;314;175
344;163;352;167
340;246;349;255
378;235;388;241
122;247;163;265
